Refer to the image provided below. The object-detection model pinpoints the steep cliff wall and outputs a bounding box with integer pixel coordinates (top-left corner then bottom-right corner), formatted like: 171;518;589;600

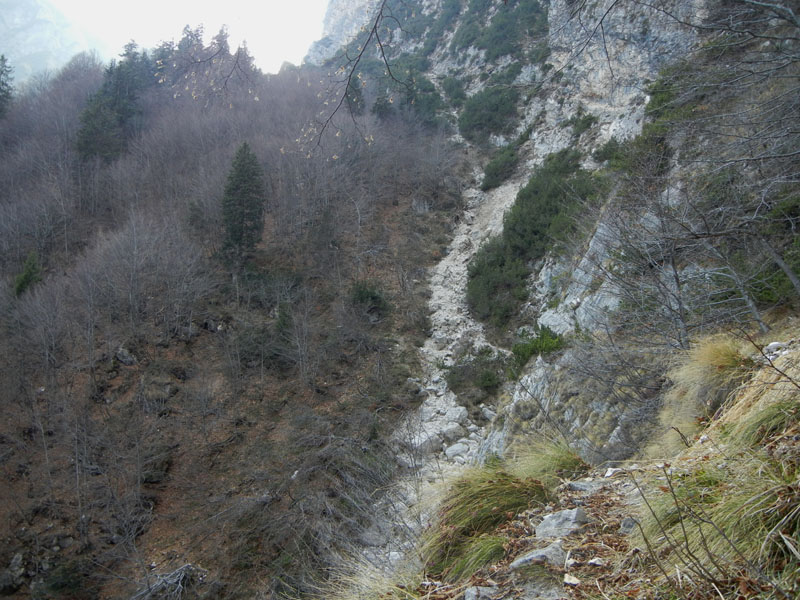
305;0;380;65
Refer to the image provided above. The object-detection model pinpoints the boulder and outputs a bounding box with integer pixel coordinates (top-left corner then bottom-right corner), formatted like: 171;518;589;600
115;346;137;366
463;586;498;600
619;516;638;534
445;405;469;424
0;554;24;595
440;422;465;442
536;507;591;538
411;430;442;455
567;478;604;494
444;442;469;459
510;540;566;569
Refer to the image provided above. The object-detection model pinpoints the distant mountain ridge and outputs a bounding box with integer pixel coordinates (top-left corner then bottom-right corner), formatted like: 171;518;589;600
305;0;379;65
0;0;103;82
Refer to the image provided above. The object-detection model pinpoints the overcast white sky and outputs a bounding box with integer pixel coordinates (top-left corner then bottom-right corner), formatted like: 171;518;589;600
48;0;330;73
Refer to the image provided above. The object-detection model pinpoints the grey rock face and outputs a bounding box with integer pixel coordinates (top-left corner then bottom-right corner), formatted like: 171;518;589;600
305;0;380;65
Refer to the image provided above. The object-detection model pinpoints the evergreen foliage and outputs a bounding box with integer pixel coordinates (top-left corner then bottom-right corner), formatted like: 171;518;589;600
76;43;156;161
403;75;444;126
222;143;266;260
468;150;596;326
442;76;467;107
481;145;519;191
14;252;42;297
458;86;519;143
511;326;564;370
351;280;390;317
450;0;547;60
481;127;531;191
0;54;13;119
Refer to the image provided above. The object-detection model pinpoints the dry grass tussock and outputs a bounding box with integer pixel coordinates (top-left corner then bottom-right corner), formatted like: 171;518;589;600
641;334;756;458
316;438;589;598
632;342;800;599
309;556;424;600
507;434;589;491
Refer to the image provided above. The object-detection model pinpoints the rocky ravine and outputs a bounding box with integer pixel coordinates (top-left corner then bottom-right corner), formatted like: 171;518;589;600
357;169;530;568
350;0;701;579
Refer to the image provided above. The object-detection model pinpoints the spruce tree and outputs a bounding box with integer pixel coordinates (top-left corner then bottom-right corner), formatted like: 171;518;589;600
0;55;13;119
222;142;266;260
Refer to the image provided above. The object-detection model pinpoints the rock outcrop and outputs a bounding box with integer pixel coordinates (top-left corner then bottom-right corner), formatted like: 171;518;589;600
305;0;381;65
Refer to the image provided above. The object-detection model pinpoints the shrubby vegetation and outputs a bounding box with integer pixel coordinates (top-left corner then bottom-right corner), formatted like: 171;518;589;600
441;75;467;107
481;145;519;190
562;107;598;139
450;0;547;61
511;326;564;370
458;86;519;143
468;150;598;327
481;127;531;190
445;346;507;418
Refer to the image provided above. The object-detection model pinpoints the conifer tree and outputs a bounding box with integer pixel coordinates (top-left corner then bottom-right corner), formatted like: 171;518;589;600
222;142;266;260
0;54;13;119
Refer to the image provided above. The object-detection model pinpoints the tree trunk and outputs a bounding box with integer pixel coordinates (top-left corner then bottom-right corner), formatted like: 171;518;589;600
760;235;800;298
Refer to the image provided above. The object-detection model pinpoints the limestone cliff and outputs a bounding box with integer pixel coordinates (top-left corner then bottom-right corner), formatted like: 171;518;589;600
305;0;381;65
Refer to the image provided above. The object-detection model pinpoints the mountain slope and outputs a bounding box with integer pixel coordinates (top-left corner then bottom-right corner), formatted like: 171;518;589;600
0;0;797;598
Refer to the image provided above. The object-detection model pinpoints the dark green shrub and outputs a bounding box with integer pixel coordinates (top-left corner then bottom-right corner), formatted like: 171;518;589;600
442;76;467;107
468;150;598;327
372;94;394;119
570;112;597;137
487;62;523;86
451;21;482;52
458;87;519;143
481;145;519;191
445;347;507;395
405;75;444;126
451;0;547;61
749;237;800;304
511;326;564;370
14;251;42;296
645;62;693;121
562;106;597;138
466;238;529;326
351;280;390;315
476;368;501;391
504;149;591;260
481;127;533;191
421;0;462;56
529;42;551;64
592;137;623;164
617;122;673;177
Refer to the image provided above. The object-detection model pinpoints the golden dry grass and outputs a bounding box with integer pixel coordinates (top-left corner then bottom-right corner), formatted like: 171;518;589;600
640;334;756;459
